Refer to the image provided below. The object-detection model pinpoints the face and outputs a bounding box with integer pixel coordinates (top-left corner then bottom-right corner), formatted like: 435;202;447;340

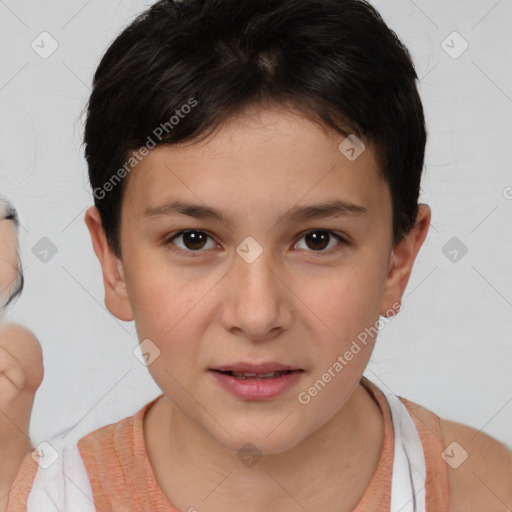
0;199;20;309
86;104;430;454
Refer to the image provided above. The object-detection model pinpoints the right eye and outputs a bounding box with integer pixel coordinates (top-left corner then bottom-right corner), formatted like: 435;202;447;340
164;230;218;256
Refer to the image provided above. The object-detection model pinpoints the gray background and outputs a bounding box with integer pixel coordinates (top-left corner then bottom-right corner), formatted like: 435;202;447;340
1;0;511;449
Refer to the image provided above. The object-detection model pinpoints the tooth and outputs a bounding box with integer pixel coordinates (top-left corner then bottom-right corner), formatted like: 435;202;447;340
230;371;283;379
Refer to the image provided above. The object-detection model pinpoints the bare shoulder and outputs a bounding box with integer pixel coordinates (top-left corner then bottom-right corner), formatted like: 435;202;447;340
439;418;512;512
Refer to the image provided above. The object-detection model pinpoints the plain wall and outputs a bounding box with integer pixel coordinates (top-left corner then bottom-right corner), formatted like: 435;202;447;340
0;0;511;449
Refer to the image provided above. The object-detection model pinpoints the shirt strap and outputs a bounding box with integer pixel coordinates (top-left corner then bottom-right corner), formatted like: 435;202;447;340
383;390;427;512
27;443;95;512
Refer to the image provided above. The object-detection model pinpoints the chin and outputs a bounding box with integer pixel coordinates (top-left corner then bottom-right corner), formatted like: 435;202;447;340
212;422;304;457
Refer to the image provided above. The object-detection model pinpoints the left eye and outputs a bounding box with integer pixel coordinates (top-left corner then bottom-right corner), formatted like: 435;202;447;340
294;230;347;253
164;229;347;256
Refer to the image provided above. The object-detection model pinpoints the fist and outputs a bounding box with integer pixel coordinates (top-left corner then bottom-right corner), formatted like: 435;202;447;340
0;324;44;406
0;197;44;405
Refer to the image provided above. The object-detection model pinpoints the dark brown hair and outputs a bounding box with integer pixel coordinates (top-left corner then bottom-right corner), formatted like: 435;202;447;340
84;0;426;258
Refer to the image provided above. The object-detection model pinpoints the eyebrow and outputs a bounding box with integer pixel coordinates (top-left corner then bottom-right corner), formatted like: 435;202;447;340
144;199;367;226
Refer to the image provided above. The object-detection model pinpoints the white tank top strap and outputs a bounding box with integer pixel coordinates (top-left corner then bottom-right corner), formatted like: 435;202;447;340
380;388;427;512
27;441;95;512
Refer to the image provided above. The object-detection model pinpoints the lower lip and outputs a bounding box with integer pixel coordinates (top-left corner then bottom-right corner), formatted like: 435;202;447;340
209;370;304;400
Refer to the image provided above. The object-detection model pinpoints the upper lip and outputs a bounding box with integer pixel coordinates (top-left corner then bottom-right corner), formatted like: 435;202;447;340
210;362;302;373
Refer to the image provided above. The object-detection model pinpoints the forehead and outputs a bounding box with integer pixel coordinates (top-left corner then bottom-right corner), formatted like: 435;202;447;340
122;106;388;221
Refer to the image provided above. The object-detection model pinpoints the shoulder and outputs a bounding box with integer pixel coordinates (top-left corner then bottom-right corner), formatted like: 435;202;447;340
439;418;512;511
77;398;158;472
78;398;154;450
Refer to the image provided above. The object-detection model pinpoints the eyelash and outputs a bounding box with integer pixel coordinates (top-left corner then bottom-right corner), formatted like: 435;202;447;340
163;229;350;258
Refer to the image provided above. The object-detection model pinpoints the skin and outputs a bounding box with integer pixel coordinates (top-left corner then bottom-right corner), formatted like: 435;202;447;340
85;104;512;510
86;103;432;511
0;211;43;511
0;324;43;512
0;218;19;307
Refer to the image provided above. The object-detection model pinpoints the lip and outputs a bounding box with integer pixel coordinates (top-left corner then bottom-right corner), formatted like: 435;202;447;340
209;362;302;373
209;367;304;400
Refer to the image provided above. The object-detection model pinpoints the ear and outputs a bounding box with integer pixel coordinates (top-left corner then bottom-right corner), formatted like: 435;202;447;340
380;204;431;317
84;206;134;322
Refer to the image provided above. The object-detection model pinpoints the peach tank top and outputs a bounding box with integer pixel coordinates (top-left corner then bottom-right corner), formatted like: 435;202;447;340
7;376;450;511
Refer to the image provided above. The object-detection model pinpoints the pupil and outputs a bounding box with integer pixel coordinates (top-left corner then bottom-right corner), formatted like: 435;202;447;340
181;231;330;251
184;231;206;250
306;231;329;250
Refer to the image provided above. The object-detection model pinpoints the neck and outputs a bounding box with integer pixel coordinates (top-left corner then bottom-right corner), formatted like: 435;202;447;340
144;380;384;512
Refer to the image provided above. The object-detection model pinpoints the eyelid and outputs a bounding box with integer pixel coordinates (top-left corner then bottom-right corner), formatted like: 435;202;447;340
164;228;350;257
293;230;349;255
164;229;219;257
294;228;350;244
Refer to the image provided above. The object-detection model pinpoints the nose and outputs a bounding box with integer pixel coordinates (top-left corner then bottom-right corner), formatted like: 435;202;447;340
221;246;293;342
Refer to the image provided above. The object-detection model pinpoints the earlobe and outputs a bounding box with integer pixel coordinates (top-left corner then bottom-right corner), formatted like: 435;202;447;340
84;206;134;322
380;204;431;317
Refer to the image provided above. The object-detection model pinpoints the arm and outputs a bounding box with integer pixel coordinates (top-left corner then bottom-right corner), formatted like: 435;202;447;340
0;324;44;511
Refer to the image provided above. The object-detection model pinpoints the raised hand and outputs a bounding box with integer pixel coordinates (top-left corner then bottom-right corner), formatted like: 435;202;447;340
0;198;43;511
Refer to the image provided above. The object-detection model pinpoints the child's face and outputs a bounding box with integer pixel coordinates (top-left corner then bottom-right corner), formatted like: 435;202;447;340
0;203;19;308
87;104;430;453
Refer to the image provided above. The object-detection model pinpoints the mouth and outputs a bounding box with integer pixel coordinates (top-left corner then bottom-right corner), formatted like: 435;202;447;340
209;365;305;400
209;362;304;380
210;369;302;380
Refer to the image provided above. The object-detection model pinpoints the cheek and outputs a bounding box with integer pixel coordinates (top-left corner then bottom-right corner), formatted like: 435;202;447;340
308;262;386;336
0;226;19;295
0;252;18;291
129;266;209;335
126;262;214;378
